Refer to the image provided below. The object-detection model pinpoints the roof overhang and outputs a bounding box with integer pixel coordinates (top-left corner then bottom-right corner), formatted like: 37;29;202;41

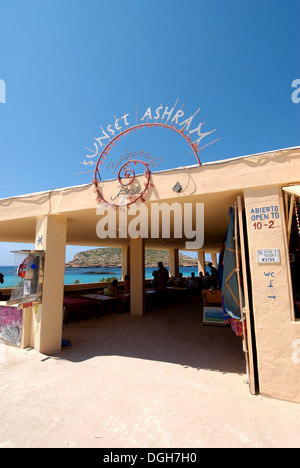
0;147;299;252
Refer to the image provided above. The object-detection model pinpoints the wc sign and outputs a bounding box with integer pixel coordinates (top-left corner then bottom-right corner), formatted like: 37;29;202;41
0;79;6;103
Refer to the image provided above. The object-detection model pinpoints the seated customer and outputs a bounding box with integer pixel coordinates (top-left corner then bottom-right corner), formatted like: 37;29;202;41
0;273;4;298
176;273;188;288
198;272;204;289
188;272;198;289
151;270;158;289
202;272;212;288
124;275;130;294
167;277;177;287
103;279;119;297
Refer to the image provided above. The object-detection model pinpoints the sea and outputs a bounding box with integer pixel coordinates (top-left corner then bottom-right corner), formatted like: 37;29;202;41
0;265;202;289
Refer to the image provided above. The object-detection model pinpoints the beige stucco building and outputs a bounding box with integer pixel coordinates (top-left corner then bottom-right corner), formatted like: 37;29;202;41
0;146;299;403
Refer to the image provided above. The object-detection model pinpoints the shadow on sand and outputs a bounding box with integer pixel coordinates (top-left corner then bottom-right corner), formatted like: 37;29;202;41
59;294;246;376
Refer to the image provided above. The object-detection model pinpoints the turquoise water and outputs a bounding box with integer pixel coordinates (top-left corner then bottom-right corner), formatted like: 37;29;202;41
0;265;201;289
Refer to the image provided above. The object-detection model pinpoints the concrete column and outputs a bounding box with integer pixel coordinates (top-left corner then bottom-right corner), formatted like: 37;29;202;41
197;251;205;275
211;253;218;268
32;215;67;355
169;248;179;277
121;245;130;280
130;237;145;316
244;187;300;403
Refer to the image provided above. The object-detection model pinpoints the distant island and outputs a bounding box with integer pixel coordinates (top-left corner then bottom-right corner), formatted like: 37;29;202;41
66;247;198;268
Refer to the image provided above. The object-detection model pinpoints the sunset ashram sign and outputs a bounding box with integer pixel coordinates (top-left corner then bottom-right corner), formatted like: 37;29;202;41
81;100;218;207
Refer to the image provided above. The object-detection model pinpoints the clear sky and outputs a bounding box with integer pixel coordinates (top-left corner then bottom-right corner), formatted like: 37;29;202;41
0;0;299;264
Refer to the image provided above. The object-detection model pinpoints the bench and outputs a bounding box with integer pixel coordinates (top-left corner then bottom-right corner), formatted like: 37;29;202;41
63;297;99;323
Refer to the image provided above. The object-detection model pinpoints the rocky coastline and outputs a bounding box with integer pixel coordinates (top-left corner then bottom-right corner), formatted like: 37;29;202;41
65;247;198;269
66;261;198;269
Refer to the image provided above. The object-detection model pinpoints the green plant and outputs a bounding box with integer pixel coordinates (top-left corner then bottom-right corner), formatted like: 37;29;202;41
99;276;118;282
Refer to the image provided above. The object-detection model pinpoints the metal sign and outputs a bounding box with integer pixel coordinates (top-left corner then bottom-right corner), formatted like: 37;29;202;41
257;249;281;264
81;100;219;207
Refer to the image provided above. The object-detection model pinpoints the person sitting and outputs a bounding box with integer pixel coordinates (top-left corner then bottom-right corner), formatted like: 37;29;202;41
197;271;204;290
151;270;158;289
103;279;119;297
176;272;188;288
188;272;198;289
167;276;177;287
124;275;130;294
202;272;212;289
0;273;4;298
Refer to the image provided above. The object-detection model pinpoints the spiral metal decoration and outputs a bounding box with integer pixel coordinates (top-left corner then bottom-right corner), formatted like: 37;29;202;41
93;122;201;207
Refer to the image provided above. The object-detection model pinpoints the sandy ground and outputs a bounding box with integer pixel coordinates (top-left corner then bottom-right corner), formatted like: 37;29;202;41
0;294;300;448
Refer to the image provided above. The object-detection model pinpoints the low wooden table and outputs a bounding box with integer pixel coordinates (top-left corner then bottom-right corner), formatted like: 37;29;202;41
81;294;128;314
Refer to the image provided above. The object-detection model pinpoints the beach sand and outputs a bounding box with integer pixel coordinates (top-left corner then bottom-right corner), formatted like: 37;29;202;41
0;295;300;448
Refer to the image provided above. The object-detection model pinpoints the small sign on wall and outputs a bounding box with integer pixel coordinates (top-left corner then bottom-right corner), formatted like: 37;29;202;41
257;249;280;264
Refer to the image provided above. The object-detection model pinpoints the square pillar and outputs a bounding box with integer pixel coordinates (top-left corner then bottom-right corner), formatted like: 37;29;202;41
244;187;300;402
211;253;218;268
121;245;130;280
33;215;67;355
169;248;179;277
130;237;145;315
197;251;205;275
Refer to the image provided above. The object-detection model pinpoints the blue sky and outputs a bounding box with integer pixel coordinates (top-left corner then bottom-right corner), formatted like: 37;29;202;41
0;0;299;264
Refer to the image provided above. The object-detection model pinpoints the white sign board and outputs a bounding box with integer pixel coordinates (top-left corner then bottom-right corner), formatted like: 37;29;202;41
257;249;280;264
